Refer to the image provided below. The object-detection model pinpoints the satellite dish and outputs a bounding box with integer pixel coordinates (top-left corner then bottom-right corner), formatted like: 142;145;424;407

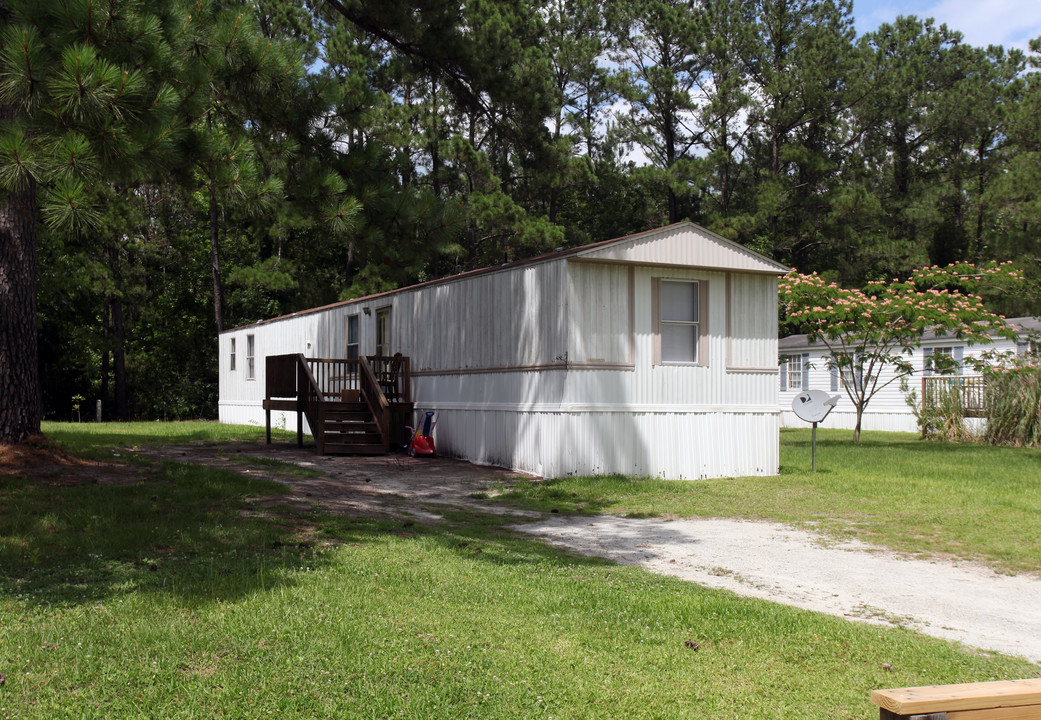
792;389;840;424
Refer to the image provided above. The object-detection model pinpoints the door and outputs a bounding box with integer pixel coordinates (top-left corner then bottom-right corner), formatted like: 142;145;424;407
375;307;391;357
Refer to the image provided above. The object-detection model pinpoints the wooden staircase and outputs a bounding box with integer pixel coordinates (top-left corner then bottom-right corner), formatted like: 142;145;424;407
264;354;413;456
321;401;386;455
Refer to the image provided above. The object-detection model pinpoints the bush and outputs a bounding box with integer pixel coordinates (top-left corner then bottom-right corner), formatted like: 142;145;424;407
984;363;1041;447
904;378;977;442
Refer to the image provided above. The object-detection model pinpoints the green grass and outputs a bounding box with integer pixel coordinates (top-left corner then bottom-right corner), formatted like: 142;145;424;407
0;423;1037;719
497;428;1041;575
42;420;304;460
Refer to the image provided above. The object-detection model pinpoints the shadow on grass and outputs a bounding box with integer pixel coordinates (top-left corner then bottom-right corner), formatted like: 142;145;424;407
1;450;629;613
0;458;391;608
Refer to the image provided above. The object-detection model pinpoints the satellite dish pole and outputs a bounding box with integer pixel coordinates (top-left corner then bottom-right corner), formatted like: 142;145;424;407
791;389;840;472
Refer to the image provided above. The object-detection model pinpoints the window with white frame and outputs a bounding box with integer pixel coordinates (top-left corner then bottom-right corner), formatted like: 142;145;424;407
830;352;863;391
346;314;359;360
925;345;961;375
246;334;255;380
656;279;702;364
783;354;802;390
230;337;237;371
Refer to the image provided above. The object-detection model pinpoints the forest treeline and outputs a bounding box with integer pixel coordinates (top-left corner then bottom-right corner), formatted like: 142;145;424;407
4;0;1040;423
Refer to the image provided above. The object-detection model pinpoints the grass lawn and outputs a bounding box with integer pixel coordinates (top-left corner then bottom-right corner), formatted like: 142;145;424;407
496;428;1041;576
0;422;1037;719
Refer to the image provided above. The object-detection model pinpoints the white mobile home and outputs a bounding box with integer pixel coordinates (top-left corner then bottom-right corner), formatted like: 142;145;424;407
220;222;790;479
778;317;1041;433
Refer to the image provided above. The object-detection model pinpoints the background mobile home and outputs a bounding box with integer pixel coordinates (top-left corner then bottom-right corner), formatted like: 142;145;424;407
220;222;789;479
778;317;1041;433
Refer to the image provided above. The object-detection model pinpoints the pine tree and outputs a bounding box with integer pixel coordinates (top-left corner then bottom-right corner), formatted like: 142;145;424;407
0;0;198;442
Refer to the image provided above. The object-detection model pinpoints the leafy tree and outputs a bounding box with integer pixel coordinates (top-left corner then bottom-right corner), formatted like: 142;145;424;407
779;263;1022;442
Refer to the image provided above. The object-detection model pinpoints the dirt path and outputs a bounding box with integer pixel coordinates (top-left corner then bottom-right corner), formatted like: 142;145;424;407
134;443;1041;665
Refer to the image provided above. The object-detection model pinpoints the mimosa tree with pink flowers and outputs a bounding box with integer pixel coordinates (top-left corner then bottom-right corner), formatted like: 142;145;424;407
779;263;1023;442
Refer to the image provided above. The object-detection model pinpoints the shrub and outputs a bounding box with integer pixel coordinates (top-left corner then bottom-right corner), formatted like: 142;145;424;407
983;363;1041;447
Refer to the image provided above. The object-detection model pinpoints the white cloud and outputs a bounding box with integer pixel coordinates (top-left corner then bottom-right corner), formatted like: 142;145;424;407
927;0;1041;50
854;0;1041;51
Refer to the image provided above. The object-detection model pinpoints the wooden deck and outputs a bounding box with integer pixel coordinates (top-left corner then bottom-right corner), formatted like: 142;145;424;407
922;375;986;418
264;354;414;455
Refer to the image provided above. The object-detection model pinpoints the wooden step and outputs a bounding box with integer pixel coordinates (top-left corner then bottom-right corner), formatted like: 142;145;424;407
324;401;369;412
325;411;373;422
324;432;383;445
323;442;388;455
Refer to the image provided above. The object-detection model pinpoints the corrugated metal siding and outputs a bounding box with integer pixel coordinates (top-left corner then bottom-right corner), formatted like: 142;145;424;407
430;408;778;479
567;261;631;364
403;261;567;371
728;273;778;369
217;247;783;480
578;224;789;275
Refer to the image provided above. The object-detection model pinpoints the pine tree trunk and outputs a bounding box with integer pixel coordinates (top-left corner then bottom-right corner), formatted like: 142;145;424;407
0;101;42;443
209;179;224;334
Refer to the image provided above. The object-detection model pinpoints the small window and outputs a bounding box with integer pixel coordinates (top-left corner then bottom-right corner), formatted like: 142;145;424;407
375;307;391;357
246;334;255;380
658;280;700;364
783;354;802;390
926;345;961;376
230;337;237;372
830;353;863;391
346;314;359;360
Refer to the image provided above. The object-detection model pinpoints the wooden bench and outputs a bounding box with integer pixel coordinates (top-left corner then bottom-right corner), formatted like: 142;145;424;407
872;679;1041;719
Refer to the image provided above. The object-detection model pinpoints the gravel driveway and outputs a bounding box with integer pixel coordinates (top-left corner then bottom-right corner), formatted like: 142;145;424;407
516;515;1041;664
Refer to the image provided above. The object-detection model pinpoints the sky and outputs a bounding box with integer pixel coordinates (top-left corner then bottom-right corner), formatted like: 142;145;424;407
851;0;1041;52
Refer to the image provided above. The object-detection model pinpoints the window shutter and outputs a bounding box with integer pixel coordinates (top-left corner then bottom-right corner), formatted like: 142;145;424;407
923;347;933;377
830;364;838;392
779;358;788;391
802;353;810;389
1018;341;1029;356
954;346;964;374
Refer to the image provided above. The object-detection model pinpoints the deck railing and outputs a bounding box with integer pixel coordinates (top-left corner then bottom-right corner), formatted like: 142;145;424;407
266;355;411;406
921;375;986;418
307;358;360;400
264;353;411;454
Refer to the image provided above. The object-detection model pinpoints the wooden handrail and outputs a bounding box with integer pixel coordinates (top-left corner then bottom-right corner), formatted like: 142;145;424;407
296;354;326;453
265;353;406;454
359;356;390;453
872;678;1041;718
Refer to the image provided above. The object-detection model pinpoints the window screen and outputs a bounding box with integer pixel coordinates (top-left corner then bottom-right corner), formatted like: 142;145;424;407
660;281;699;363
